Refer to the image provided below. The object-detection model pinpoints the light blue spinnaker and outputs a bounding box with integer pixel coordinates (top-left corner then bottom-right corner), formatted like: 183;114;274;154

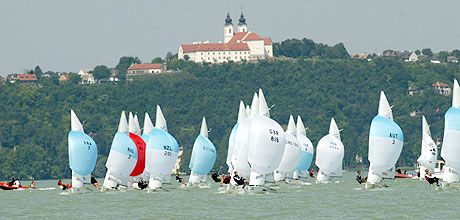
189;118;216;175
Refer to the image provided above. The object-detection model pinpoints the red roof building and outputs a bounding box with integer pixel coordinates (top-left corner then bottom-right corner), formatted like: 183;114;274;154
127;63;164;76
432;82;451;96
178;13;273;64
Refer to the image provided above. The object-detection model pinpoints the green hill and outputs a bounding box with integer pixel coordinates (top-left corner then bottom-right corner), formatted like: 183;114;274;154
1;58;459;180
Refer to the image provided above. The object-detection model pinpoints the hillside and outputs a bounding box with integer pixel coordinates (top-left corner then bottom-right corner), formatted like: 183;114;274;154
0;58;459;180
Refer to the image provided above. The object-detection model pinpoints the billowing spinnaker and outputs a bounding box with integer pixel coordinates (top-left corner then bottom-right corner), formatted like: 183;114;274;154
441;107;460;172
129;132;146;177
227;123;239;171
231;119;251;177
145;128;179;180
296;134;314;171
247;116;286;175
105;132;138;182
68;131;98;176
315;134;344;176
276;132;300;173
368;115;404;175
189;135;217;175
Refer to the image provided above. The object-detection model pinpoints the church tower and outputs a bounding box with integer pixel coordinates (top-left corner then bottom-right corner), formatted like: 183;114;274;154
224;13;234;43
237;12;248;33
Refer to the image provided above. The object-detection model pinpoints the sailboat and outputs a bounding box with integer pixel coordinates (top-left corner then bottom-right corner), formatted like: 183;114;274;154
231;94;259;179
144;105;179;190
274;115;301;182
417;116;437;180
103;111;138;189
128;112;146;186
441;79;460;185
247;89;286;187
366;91;404;189
293;115;314;180
189;117;217;184
227;101;247;174
68;110;98;190
315;118;344;183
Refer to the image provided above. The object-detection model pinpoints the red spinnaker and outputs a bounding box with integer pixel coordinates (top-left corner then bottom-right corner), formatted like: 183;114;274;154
129;132;146;176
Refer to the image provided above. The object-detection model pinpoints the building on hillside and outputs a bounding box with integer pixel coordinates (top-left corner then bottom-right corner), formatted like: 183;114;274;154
178;13;273;64
432;82;451;95
447;56;459;63
407;86;422;96
351;53;369;59
17;74;38;85
407;52;419;62
110;68;119;81
78;69;96;84
59;73;70;82
127;63;164;76
410;110;422;118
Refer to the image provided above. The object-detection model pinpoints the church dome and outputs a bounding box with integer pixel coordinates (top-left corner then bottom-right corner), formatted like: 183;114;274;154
239;13;246;25
225;13;232;25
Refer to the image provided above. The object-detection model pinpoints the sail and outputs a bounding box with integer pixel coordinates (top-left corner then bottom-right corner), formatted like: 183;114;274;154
104;111;138;187
68;110;98;186
134;114;141;135
417;116;437;171
156;105;168;132
315;118;344;177
231;94;258;178
142;112;154;139
226;101;246;172
145;128;179;182
441;79;460;182
128;132;146;177
367;92;404;182
275;115;301;174
189;118;217;175
258;89;270;118
295;115;314;172
248;89;286;178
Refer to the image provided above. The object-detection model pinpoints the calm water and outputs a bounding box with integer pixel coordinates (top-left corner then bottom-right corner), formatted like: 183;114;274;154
1;173;459;219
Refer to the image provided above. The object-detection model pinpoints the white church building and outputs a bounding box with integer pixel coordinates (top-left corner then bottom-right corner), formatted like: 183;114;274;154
178;13;273;63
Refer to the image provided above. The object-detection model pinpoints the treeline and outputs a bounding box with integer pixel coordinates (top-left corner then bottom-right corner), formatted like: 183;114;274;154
273;38;350;59
1;58;459;180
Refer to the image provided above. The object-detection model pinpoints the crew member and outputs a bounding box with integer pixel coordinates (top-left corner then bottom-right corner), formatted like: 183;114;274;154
211;172;221;183
356;171;363;184
424;170;439;186
91;175;101;188
233;171;247;188
57;179;71;190
138;178;148;190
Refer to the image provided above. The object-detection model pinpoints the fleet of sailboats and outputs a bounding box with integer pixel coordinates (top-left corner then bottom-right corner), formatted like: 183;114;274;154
60;80;460;192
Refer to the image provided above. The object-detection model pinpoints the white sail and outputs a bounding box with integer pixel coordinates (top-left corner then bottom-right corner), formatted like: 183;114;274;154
226;101;246;173
231;94;258;178
134;114;141;135
441;79;460;183
70;110;84;132
246;105;251;118
248;89;286;186
143;113;154;135
103;111;138;189
156;105;168;132
200;117;208;138
274;115;301;181
315;118;345;183
258;89;270;118
128;112;136;134
367;91;404;185
417;116;437;177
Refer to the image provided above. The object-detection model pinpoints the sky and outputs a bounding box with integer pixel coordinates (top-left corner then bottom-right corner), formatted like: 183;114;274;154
1;0;460;75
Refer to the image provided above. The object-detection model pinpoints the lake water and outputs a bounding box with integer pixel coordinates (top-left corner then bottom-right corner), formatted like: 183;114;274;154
1;173;459;219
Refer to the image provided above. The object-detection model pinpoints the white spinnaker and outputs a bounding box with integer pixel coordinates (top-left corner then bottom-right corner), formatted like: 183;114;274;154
226;101;247;173
248;89;286;185
231;94;258;178
417;116;437;172
275;115;301;176
315;118;344;180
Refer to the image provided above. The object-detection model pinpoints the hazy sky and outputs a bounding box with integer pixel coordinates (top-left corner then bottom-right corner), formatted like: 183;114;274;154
1;0;459;75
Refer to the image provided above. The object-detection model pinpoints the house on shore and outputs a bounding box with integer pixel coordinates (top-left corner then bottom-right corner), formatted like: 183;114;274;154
127;63;164;76
78;69;96;84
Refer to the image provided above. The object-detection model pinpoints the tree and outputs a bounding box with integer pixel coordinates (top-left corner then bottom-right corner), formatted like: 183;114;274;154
451;49;460;59
438;51;449;63
422;48;433;57
151;57;165;64
415;50;421;55
115;56;141;80
68;73;81;84
34;66;43;77
92;65;111;80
